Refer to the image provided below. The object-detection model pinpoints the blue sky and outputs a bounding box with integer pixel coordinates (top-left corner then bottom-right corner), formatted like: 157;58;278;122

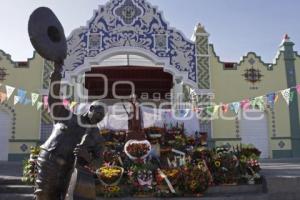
0;0;299;62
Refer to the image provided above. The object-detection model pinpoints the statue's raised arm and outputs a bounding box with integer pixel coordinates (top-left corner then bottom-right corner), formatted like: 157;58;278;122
28;7;69;121
48;62;70;121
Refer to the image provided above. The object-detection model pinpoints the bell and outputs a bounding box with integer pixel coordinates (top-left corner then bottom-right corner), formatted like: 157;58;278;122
28;7;67;63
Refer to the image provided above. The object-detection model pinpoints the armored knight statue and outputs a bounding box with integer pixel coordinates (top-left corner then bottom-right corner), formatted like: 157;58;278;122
28;7;105;200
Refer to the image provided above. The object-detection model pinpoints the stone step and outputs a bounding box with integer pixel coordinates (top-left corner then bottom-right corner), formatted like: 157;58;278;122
0;162;23;177
0;177;23;185
0;185;34;194
0;193;34;200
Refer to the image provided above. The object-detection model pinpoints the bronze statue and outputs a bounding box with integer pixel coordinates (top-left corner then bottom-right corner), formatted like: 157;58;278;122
28;7;105;200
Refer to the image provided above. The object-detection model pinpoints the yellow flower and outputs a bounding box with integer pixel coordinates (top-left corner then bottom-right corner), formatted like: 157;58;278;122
107;186;120;193
98;166;122;179
214;161;221;168
190;180;198;190
240;155;247;163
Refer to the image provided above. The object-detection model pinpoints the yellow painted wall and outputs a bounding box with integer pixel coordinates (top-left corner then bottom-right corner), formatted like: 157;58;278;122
9;142;38;154
0;50;43;156
209;46;292;153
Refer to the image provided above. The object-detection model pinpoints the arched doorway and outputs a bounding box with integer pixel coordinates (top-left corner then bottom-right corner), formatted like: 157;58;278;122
0;110;11;161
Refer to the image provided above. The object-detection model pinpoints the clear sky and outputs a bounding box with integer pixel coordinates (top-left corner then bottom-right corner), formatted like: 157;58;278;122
0;0;299;62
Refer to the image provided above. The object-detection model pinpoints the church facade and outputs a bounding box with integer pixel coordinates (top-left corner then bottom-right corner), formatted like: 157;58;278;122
0;0;300;161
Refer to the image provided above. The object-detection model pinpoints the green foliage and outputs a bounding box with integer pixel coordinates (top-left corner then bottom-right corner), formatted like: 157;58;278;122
22;146;40;185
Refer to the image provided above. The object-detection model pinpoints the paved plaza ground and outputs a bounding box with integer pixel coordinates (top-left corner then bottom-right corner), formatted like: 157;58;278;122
0;158;300;200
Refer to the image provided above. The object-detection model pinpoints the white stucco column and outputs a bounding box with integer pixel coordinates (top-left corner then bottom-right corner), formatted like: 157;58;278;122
172;77;183;107
73;74;88;103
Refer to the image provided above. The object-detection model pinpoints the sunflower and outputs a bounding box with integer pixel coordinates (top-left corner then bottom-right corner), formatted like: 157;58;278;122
214;160;221;168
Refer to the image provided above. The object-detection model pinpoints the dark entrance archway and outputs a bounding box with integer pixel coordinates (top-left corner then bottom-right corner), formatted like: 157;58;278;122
85;66;173;100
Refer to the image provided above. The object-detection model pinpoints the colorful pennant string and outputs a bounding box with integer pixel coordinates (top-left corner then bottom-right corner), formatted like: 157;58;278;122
0;83;300;115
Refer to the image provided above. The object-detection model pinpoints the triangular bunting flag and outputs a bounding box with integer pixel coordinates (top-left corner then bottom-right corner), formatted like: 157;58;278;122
0;92;7;103
281;88;291;105
63;99;70;107
250;98;256;108
241;99;250;110
255;96;265;111
17;89;27;104
37;102;43;110
296;84;300;94
70;101;78;109
5;85;15;100
43;96;48;109
230;102;240;114
274;93;279;103
281;89;291;105
206;106;214;115
221;103;229;113
31;93;39;106
196;107;203;115
14;96;20;105
213;105;219;116
229;103;234;112
266;93;276;108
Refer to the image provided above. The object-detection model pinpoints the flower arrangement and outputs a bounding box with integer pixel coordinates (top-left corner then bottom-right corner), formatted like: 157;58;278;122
137;169;153;188
208;146;240;185
22;146;40;184
100;129;113;141
96;166;124;186
173;135;187;150
144;126;164;134
23;128;264;198
144;127;164;143
124;140;151;160
113;130;127;143
183;164;211;194
126;143;150;157
238;146;261;159
166;123;184;135
161;168;181;185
